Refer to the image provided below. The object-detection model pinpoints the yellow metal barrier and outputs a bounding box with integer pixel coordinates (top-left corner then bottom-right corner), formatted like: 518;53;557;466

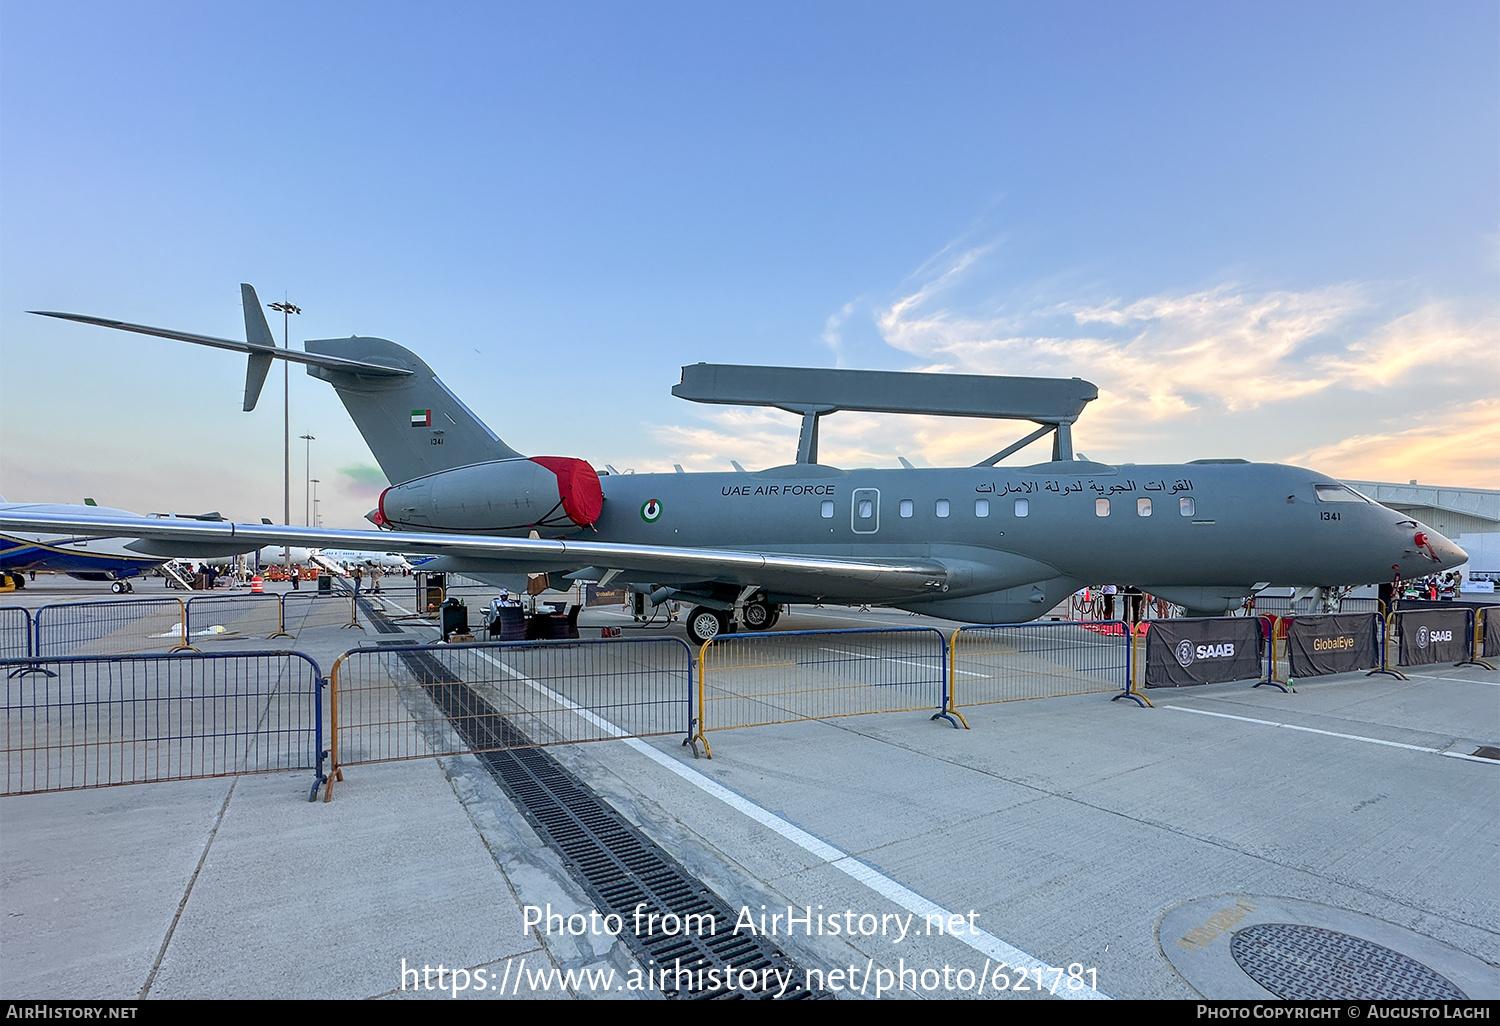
948;622;1135;716
33;598;191;657
326;638;693;799
694;628;948;754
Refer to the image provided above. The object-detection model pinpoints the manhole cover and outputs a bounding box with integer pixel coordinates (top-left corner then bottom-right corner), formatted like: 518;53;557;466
1230;923;1467;1000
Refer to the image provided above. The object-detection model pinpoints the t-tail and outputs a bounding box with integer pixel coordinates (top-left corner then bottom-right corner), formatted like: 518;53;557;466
33;283;524;483
31;284;602;533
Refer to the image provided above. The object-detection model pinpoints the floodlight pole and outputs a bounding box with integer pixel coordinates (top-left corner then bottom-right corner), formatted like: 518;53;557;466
268;300;301;571
300;434;316;526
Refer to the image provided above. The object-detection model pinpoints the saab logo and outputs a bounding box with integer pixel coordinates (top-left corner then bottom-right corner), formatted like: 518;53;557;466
1195;643;1235;659
1418;626;1453;648
640;499;663;523
1174;640;1195;667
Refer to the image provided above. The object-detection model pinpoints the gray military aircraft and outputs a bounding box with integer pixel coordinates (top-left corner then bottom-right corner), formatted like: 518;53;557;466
11;284;1467;643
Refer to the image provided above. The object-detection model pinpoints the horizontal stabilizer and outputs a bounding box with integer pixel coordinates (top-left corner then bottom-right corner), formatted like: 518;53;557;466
29;311;413;378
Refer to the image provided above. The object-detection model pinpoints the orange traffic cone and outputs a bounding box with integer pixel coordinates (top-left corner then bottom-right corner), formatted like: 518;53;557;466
250;576;264;594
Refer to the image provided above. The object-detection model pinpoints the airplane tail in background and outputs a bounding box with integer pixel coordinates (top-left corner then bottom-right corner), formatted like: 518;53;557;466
304;336;522;485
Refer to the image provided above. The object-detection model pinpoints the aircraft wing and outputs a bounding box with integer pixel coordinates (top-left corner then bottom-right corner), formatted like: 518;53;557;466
0;512;950;602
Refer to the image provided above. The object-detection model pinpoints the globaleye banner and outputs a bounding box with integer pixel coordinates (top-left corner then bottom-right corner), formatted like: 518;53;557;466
1397;608;1472;666
1283;613;1380;679
1144;618;1265;687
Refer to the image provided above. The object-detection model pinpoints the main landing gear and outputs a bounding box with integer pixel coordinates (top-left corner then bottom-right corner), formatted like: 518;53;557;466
684;600;782;645
110;580;135;593
686;606;726;645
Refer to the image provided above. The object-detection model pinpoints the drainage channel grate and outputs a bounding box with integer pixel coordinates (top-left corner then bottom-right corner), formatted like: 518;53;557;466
1230;923;1467;1000
355;596;405;634
390;646;823;999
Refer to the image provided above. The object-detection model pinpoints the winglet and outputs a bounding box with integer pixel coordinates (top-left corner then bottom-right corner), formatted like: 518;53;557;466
240;284;276;411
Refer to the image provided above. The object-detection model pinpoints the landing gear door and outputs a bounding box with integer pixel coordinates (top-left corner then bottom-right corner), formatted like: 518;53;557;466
852;488;880;534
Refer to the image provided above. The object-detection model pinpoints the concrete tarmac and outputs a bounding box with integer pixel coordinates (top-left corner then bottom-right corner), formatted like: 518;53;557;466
2;574;1497;1000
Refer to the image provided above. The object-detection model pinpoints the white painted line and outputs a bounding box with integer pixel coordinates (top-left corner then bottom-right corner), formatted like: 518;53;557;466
470;648;1110;1000
816;645;974;676
1163;705;1498;765
1404;672;1500;687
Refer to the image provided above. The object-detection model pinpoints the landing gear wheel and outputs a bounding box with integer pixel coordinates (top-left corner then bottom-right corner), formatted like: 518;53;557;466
742;600;774;631
686;606;726;645
111;581;125;594
126;582;134;593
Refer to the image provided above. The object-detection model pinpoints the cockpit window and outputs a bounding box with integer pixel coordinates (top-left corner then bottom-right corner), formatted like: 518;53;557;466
1314;484;1368;503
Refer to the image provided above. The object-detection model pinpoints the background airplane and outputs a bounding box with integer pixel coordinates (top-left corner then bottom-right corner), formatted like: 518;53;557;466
17;286;1467;640
0;498;256;591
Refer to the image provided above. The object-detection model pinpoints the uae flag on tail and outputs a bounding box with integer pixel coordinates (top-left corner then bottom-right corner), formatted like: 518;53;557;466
410;409;431;428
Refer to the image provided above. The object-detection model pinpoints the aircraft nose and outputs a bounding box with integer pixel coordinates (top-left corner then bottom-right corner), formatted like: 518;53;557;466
1401;523;1466;573
1426;529;1467;571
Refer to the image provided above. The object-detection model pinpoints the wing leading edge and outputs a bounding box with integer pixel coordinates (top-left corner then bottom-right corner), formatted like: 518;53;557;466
0;512;949;602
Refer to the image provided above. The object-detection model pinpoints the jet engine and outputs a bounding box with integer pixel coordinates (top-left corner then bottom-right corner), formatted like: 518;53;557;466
375;457;603;534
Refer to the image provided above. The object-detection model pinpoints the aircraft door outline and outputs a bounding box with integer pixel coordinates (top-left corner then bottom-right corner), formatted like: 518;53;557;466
852;487;880;534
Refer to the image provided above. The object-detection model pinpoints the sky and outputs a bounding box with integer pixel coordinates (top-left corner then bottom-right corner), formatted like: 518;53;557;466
2;1;1496;529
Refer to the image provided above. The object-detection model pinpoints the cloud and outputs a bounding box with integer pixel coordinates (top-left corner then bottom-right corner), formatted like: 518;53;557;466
639;244;1496;487
861;250;1498;483
1285;397;1500;485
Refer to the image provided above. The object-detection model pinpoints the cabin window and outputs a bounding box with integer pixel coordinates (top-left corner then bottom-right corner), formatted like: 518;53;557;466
899;499;913;518
1014;498;1029;517
975;498;989;518
1137;497;1152;517
935;499;950;518
820;500;834;518
858;499;873;519
1095;498;1110;517
1179;497;1195;517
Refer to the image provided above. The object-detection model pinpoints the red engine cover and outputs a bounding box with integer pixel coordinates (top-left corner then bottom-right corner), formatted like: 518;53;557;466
529;456;604;527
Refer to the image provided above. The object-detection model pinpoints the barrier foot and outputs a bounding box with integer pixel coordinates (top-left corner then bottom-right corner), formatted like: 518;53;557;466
268;631;294;640
1457;659;1496;670
1254;678;1294;693
168;644;200;654
1111;689;1153;708
322;764;344;803
1366;668;1410;681
930;709;966;730
8;664;57;679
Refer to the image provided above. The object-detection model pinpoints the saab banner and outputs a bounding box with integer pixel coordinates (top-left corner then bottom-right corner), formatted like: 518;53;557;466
1483;609;1499;659
1396;608;1471;666
1145;618;1264;687
1284;613;1380;679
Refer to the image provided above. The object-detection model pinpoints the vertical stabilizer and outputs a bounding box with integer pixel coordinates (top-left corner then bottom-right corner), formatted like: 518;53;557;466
304;337;522;484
